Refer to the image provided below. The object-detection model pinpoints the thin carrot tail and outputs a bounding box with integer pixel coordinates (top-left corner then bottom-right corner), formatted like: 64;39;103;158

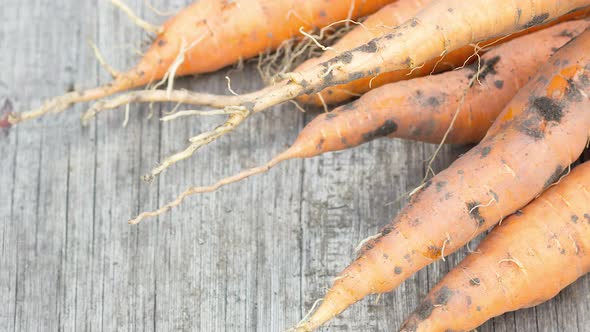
129;148;299;224
9;74;142;126
295;268;373;331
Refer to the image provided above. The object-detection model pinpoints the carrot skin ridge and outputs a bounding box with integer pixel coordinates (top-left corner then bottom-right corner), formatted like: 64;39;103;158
296;26;590;332
400;161;590;332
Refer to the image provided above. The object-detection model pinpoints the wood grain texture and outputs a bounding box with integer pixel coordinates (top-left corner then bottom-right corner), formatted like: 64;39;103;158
0;1;588;331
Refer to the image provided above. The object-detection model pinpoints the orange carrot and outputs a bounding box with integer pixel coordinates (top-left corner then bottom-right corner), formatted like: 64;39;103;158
5;0;394;126
80;0;590;181
400;160;590;332
296;3;590;107
294;27;590;331
123;19;590;224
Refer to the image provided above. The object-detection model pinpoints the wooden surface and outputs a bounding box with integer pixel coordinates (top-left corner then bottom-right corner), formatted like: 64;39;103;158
1;1;589;331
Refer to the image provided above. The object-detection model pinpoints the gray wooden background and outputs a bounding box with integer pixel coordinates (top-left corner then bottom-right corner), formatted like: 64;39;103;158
1;1;589;331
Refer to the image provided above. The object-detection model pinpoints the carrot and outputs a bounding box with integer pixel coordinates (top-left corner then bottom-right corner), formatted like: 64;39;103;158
293;27;590;331
123;19;590;224
4;0;394;126
80;0;590;181
400;161;590;332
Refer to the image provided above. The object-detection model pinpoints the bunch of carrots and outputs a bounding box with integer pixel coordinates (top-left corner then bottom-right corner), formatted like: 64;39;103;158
4;0;590;330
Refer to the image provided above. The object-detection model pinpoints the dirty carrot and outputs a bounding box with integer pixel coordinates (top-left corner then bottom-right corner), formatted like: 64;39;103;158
82;0;590;181
400;160;590;332
4;0;394;126
124;19;590;224
294;27;590;331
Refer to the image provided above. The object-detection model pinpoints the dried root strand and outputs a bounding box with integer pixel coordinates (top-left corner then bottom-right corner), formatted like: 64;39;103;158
131;140;292;224
110;0;163;35
422;58;487;182
87;39;120;79
256;20;356;84
160;108;243;122
143;0;175;16
10;90;98;126
142;106;250;183
82;89;242;125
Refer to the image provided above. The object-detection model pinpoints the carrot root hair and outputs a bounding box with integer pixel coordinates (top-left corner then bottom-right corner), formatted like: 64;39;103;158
142;106;250;182
130;147;296;224
9;84;130;126
257;17;366;86
82;89;244;124
110;0;163;35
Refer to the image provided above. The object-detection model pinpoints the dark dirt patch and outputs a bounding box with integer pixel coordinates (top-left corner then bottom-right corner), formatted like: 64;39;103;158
468;56;501;83
481;146;492;158
523;13;550;29
325;113;338;120
466;201;486;226
358;39;378;53
315;138;325;151
434;286;453;305
426;96;440;107
381;225;393;235
518;118;544;140
530;96;563;123
414;299;434;320
559;29;574;38
544;165;564;189
337;51;353;64
362;120;398;141
566;79;584;102
436;181;447;193
489;190;499;203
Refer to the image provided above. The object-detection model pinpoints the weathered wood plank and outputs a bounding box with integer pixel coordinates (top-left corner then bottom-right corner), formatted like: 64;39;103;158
1;1;589;332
